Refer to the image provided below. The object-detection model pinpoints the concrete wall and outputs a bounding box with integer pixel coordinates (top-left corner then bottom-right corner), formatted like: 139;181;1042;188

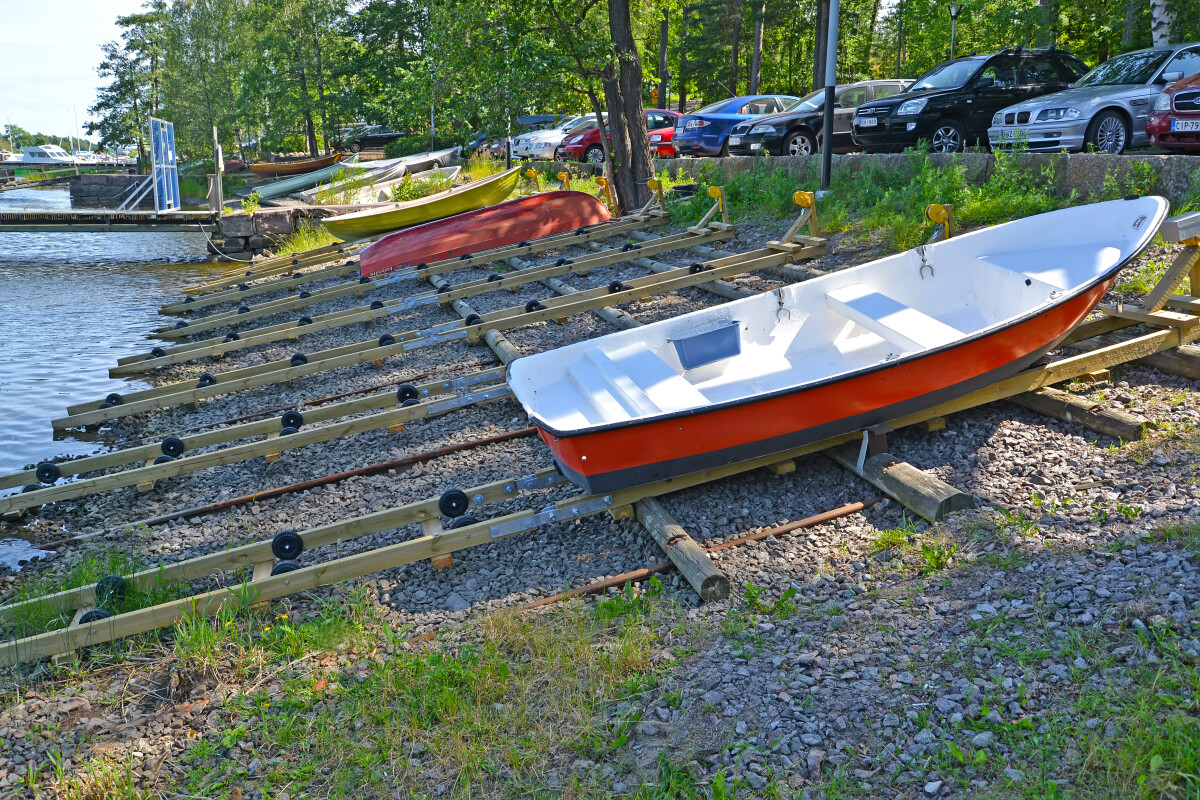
652;152;1200;205
68;172;149;206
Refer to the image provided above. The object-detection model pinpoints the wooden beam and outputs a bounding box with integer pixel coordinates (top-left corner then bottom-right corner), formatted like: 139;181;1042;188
634;497;729;602
1011;387;1150;441
1068;331;1200;381
1141;246;1200;313
825;443;974;522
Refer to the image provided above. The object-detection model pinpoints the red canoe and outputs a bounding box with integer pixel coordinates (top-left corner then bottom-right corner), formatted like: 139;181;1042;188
509;197;1168;493
359;190;613;278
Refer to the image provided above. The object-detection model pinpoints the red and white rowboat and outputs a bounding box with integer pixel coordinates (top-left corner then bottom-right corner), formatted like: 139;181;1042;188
510;197;1169;493
359;190;613;278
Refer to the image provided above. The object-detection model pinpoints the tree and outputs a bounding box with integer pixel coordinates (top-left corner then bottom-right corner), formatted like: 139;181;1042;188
603;0;653;212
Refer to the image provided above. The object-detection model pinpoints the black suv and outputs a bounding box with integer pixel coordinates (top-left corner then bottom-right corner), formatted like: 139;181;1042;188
728;79;912;156
852;48;1089;152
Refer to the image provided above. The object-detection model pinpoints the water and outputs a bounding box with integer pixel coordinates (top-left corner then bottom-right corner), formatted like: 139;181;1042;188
0;187;215;477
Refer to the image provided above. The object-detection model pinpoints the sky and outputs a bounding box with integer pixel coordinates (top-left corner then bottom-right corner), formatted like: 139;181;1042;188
0;0;147;143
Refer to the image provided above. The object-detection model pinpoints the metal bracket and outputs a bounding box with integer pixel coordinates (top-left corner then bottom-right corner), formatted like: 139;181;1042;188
388;293;439;313
426;385;513;414
503;472;569;495
855;425;892;474
489;495;614;539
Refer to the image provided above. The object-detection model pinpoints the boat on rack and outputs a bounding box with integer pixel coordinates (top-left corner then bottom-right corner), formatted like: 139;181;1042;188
322;167;521;242
510;196;1169;493
248;151;342;177
360;190;614;278
250;154;360;201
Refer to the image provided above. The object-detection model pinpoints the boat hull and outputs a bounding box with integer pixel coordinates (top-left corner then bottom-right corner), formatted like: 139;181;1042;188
535;279;1113;493
323;168;521;242
248;152;342;177
360;191;613;278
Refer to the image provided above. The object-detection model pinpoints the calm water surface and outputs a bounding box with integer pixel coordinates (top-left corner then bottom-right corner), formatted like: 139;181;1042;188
0;187;215;477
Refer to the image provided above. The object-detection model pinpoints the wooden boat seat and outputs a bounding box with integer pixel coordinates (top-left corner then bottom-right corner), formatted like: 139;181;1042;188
567;344;708;421
826;283;962;351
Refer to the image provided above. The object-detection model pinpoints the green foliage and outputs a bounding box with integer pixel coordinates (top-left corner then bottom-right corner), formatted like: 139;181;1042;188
314;164;372;205
919;540;958;574
270;220;335;256
240;191;260;214
596;577;664;621
744;582;799;618
388;172;454;202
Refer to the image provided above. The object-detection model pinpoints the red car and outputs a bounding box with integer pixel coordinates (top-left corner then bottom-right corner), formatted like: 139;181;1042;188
556;110;681;163
1147;72;1200;153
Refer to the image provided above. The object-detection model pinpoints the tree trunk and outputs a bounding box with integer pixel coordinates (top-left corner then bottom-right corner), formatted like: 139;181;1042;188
678;10;689;112
749;0;766;93
865;0;881;76
895;0;905;77
1149;0;1173;47
1037;0;1056;45
605;0;652;213
728;0;742;95
587;86;615;205
813;0;829;91
297;60;319;156
1121;0;1137;46
658;10;669;109
311;27;330;154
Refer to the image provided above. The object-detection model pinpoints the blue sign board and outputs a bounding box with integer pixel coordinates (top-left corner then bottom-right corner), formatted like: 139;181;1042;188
149;117;181;212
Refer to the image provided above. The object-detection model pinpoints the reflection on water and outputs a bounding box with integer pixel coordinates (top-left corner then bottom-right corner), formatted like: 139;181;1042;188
0;186;216;476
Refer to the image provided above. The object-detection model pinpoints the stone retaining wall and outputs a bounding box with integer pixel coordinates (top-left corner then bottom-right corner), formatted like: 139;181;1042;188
212;207;331;257
68;172;148;206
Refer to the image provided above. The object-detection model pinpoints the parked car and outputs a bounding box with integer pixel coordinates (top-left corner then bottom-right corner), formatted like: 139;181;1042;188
647;119;679;158
556;110;681;163
341;125;404;153
673;95;801;156
1147;71;1200;152
727;80;912;157
512;116;591;160
852;48;1088;153
990;43;1200;154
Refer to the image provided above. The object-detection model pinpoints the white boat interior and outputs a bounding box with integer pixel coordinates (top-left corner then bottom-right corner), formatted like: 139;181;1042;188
17;145;76;165
510;197;1167;434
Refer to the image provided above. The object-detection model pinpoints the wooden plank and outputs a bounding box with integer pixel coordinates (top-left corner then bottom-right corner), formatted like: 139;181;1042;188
1141;246;1200;313
634;497;729;602
918;417;946;432
1098;305;1199;330
1011;387;1150;441
163;259;363;316
1069;332;1200;381
825;444;974;522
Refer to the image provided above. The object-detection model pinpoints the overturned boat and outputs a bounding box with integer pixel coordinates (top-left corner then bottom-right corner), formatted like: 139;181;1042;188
510;196;1168;493
359;190;613;278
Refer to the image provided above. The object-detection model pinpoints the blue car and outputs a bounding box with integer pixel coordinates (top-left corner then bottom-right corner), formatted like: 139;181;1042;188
674;95;801;156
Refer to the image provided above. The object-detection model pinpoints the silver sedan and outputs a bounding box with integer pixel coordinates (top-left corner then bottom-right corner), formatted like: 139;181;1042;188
988;43;1200;153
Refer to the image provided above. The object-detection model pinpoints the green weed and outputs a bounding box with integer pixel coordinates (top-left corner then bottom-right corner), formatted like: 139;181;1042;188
919;540;958;574
268;219;335;257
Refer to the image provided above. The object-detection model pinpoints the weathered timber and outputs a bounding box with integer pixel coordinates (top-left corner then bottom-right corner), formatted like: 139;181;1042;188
1011;387;1150;441
825;443;974;522
634;497;730;601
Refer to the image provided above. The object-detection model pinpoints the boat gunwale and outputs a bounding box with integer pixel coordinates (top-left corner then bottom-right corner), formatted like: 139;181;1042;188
520;197;1169;440
323;167;521;225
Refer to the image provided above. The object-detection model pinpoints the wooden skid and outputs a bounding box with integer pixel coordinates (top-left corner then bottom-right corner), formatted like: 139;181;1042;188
161;259;364;319
55;242;822;430
185;242;365;297
116;228;733;375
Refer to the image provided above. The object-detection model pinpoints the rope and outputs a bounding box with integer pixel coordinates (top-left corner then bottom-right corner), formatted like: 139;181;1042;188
196;222;254;263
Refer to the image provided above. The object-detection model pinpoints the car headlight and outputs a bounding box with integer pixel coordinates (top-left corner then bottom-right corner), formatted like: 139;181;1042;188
748;124;777;135
897;98;927;116
1154;92;1171;111
992;112;1004;126
649;134;662;142
1034;107;1081;122
566;135;582;144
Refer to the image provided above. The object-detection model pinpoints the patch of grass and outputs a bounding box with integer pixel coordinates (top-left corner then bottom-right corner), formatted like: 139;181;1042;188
270;219;335;257
239;191;260;214
743;582;798;619
918;540;958;575
870;524;917;554
36;753;145;799
314;164;373;205
463;151;507;181
389;171;454;202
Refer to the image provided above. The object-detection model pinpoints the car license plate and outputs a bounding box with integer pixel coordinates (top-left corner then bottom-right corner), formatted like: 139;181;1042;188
858;117;878;128
1171;119;1200;132
729;136;742;145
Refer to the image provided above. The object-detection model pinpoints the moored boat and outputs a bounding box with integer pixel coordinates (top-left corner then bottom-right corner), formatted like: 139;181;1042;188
322;167;521;242
510;196;1169;493
360;190;613;277
248;151;342;177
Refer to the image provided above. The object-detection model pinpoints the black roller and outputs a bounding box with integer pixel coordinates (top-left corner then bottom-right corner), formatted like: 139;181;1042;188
35;462;60;484
154;454;174;464
487;274;502;282
291;272;302;278
397;384;419;402
238;305;250;314
184;296;195;304
174;321;188;330
555;257;573;266
459;253;473;261
95;575;127;609
464;313;482;326
437;284;452;293
438;488;470;518
223;332;240;343
517;240;531;247
161;436;185;457
371;300;384;310
299;291;311;299
401;398;420;407
297;315;313;326
337;245;345;253
99;403;113;410
149;347;166;359
290;353;308;367
360;276;371;284
417;262;428;269
525;300;545;313
196;372;217;388
238;283;250;291
272;530;304;560
378;334;396;347
689;263;704;274
21;483;42;493
447;514;478;529
291;257;300;265
105;393;124;407
280;426;299;436
281;410;304;429
608;281;625;293
621;243;640;252
79;609;114;624
271;560;301;576
246;270;254;277
575;227;590;235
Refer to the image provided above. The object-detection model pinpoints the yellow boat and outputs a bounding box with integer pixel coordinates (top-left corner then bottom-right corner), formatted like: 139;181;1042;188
322;167;521;242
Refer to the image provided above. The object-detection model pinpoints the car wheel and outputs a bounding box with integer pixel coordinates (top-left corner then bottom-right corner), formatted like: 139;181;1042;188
1086;110;1129;154
784;130;818;157
350;142;362;153
930;119;966;153
719;141;730;157
584;145;605;165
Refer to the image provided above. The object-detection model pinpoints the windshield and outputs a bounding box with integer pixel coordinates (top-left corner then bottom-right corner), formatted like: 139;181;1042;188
695;99;734;114
1075;50;1171;86
784;89;826;112
554;116;582;131
909;59;982;91
562;116;594;134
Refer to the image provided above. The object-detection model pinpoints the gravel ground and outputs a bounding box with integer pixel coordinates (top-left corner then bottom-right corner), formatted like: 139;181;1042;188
0;212;1197;799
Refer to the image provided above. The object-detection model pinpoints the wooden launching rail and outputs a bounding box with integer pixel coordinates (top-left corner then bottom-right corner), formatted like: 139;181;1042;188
0;209;218;233
115;228;735;375
55;236;826;431
165;257;368;317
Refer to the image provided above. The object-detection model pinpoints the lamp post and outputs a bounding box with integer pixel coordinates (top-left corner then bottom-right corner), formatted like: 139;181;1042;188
948;3;963;59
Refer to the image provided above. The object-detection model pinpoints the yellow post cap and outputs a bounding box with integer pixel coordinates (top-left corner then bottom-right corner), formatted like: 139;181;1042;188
596;176;608;187
925;204;949;224
525;169;537;178
557;172;568;182
707;185;723;199
647;178;660;191
793;190;814;208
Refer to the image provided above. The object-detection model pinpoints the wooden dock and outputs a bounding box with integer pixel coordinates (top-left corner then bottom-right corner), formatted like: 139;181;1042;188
0;208;217;233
